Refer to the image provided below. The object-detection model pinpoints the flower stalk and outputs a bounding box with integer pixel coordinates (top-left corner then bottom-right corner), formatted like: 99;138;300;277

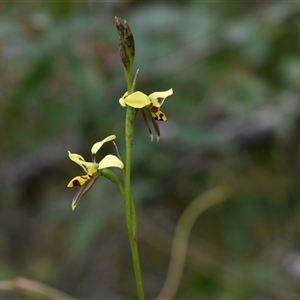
115;16;146;300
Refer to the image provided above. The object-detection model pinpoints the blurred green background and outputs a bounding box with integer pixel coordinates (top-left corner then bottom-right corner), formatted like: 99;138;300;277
1;1;300;299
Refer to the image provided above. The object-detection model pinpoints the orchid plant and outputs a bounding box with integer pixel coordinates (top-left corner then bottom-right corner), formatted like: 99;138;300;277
67;17;173;300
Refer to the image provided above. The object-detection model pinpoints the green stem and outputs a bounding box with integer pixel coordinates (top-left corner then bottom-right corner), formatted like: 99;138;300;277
124;69;146;300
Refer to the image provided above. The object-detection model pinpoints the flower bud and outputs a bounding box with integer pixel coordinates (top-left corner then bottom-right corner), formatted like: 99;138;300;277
115;16;135;72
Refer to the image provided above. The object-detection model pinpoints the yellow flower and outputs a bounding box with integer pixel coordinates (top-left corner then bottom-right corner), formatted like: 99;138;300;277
147;89;173;121
67;135;124;210
119;91;151;108
119;88;173;120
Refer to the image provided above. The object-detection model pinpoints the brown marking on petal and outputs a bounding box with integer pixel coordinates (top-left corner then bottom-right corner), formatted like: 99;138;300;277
72;179;81;186
150;108;166;121
155;112;166;121
88;171;99;179
150;106;159;113
159;113;166;121
157;97;164;105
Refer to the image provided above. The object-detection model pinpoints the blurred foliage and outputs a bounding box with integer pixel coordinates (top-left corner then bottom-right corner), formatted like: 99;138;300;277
1;1;300;299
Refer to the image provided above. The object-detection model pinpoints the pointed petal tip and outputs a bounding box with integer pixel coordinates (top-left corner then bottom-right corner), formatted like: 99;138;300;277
98;154;124;170
91;135;117;154
119;92;128;107
71;196;80;210
119;99;127;107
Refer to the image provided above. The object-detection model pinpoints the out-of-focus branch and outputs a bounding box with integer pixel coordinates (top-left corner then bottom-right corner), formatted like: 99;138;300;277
0;277;77;300
153;185;232;300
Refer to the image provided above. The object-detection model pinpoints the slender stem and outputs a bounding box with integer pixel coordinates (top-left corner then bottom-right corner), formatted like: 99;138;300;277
123;66;146;300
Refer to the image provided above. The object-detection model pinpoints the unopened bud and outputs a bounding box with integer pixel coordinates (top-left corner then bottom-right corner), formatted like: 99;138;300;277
115;16;135;72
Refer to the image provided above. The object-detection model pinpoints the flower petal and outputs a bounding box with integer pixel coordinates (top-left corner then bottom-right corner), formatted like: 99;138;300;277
119;92;128;107
71;176;98;210
91;135;116;154
68;152;86;163
149;88;173;107
150;109;167;121
98;154;124;170
121;91;151;108
67;174;91;187
68;151;99;174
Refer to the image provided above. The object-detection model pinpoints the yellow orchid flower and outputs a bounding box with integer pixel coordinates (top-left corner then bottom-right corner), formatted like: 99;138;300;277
67;135;124;210
148;88;173;121
119;88;173;120
119;88;173;141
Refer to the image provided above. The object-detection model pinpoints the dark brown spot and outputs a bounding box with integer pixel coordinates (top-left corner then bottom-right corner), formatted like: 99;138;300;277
151;106;159;113
157;97;164;105
72;180;81;186
159;113;164;121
